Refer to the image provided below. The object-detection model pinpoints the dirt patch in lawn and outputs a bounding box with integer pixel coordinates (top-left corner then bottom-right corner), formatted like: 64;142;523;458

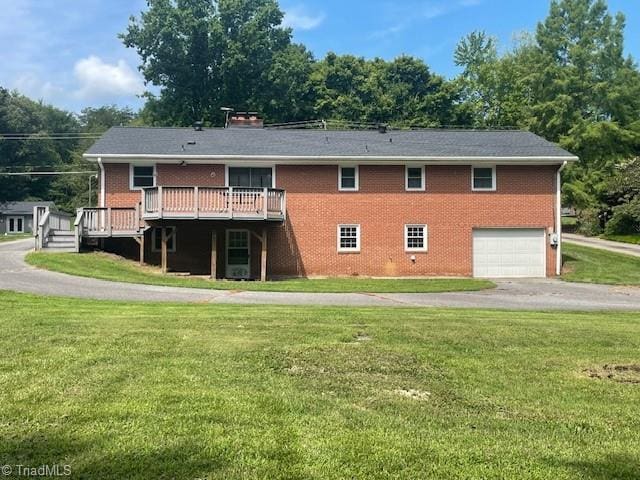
585;364;640;384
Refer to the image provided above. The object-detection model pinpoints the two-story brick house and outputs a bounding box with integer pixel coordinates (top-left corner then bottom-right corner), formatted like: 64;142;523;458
80;121;577;280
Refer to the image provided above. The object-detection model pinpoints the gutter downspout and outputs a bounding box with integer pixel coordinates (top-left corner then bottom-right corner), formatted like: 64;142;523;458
556;161;568;276
98;157;105;208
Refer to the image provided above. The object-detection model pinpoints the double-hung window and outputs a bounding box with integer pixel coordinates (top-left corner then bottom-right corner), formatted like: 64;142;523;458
339;166;359;191
472;166;496;191
131;165;155;189
228;167;273;188
405;225;427;252
338;224;360;252
406;166;425;191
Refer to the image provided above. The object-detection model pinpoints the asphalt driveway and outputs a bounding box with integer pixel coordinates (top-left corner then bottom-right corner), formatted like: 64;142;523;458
1;238;639;310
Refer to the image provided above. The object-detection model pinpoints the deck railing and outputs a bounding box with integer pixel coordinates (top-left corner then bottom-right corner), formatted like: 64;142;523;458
142;186;286;221
76;206;140;238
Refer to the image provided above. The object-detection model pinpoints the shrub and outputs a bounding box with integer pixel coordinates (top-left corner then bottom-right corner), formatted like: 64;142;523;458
605;199;640;235
576;208;603;236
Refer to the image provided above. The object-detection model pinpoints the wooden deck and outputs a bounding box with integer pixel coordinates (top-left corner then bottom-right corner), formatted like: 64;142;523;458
142;186;286;221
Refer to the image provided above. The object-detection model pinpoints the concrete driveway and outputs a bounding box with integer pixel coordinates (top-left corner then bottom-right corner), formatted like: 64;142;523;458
1;238;639;310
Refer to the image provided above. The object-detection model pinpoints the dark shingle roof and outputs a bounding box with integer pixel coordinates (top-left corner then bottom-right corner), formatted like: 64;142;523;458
0;201;56;215
85;127;577;159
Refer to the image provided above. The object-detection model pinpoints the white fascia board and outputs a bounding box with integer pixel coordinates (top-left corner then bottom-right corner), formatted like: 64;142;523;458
83;153;579;165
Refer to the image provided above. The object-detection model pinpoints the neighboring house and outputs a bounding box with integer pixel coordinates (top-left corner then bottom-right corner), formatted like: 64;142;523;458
0;201;56;235
79;117;578;280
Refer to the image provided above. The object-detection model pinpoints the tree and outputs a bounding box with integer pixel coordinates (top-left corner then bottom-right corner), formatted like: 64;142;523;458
122;0;313;125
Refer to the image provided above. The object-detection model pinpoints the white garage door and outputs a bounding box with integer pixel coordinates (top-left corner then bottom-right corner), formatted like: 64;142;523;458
473;229;546;278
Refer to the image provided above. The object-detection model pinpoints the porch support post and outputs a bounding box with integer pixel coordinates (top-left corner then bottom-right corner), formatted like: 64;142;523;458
210;230;217;280
138;233;145;266
161;227;168;274
260;227;268;282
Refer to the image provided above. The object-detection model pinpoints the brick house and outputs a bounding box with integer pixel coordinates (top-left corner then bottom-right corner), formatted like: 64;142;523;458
79;121;577;280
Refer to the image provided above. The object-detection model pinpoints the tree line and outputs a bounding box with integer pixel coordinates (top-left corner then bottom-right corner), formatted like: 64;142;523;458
1;0;639;235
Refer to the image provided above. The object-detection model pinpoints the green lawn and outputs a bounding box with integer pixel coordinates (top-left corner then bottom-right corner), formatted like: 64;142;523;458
561;216;577;226
0;291;639;479
562;242;640;285
25;251;494;293
0;233;32;243
602;234;640;245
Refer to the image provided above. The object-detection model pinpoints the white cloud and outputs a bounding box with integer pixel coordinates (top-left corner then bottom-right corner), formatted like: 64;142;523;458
73;56;144;100
282;5;325;31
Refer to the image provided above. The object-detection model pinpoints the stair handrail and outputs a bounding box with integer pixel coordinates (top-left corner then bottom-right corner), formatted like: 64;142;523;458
37;209;51;251
74;209;85;253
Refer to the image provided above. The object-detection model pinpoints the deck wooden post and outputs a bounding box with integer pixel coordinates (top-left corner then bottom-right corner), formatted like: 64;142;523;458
161;227;168;274
139;233;145;266
210;230;217;280
260;227;268;282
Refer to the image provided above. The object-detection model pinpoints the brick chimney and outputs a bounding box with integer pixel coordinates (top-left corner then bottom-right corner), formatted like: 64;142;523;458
228;112;264;129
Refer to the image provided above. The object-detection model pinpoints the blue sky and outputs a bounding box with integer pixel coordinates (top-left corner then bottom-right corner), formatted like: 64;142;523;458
1;0;638;113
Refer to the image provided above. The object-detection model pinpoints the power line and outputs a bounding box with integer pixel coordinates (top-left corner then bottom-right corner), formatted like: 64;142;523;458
0;171;97;176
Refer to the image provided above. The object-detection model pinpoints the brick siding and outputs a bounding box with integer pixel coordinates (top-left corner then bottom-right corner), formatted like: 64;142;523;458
101;162;558;277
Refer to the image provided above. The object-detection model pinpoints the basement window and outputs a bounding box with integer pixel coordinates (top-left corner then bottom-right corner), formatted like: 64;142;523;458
405;225;427;252
338;224;360;252
151;227;176;253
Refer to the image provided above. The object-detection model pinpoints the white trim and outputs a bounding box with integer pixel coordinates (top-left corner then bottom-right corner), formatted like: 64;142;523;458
556;161;568;275
85;153;579;164
405;166;425;191
471;165;496;191
404;224;428;252
7;216;25;233
129;163;157;191
338;165;359;191
98;157;106;208
151;226;176;253
225;164;276;188
337;224;361;253
226;229;251;279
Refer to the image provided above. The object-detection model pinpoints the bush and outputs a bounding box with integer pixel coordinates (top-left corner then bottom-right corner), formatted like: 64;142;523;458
605;199;640;235
576;209;603;236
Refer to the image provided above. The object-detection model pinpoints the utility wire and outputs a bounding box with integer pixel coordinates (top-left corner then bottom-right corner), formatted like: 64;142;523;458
0;171;97;176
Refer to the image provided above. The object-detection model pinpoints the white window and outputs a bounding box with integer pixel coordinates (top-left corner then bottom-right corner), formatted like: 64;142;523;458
130;164;156;190
151;227;176;253
337;224;360;252
472;166;496;191
227;167;274;188
405;225;427;252
7;216;24;233
405;166;425;191
339;166;359;191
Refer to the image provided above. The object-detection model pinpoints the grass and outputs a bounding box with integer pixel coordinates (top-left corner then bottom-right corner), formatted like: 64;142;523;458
602;234;640;245
562;242;640;285
0;290;639;479
24;251;494;293
0;233;32;243
561;216;577;226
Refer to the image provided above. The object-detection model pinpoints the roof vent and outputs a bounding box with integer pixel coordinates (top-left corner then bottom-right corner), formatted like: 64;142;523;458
378;123;388;134
193;121;204;131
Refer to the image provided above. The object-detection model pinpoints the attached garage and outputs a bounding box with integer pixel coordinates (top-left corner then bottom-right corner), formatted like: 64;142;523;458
473;228;546;278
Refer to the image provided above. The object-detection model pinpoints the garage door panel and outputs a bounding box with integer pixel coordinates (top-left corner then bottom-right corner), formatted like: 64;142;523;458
473;229;545;278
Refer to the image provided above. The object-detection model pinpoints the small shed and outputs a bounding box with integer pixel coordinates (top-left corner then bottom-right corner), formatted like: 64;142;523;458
0;201;57;235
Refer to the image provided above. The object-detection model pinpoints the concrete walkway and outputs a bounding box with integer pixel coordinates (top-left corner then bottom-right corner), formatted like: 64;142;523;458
564;233;640;258
1;239;639;310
